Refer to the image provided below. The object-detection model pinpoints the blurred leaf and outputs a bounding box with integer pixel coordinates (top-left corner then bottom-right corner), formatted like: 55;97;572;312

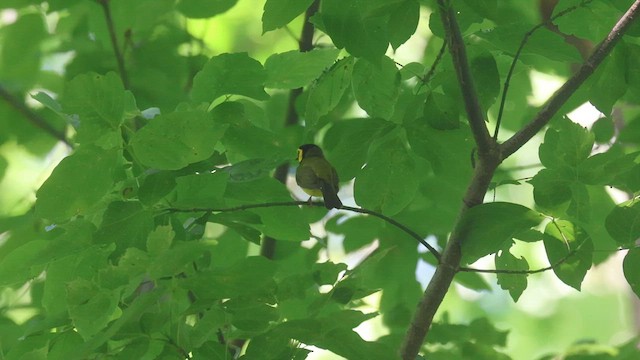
264;49;340;89
470;51;500;111
66;279;119;339
623;248;640;299
262;0;315;32
388;0;419;49
543;220;593;290
35;146;119;221
130;109;227;170
352;56;401;119
0;13;46;89
605;201;640;246
177;0;238;18
95;201;154;256
592;117;615;144
174;172;229;208
305;56;355;127
354;131;418;215
539;118;594;169
321;0;390;60
191;53;269;103
460;202;544;264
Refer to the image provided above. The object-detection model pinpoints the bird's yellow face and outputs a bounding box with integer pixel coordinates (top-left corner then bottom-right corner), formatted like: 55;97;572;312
296;148;304;163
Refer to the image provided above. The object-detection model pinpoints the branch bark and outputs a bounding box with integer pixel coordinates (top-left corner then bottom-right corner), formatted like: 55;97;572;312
435;0;494;156
500;0;640;160
400;1;640;358
97;0;129;89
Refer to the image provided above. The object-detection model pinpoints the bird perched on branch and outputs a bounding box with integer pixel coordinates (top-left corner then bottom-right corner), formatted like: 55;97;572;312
295;144;342;209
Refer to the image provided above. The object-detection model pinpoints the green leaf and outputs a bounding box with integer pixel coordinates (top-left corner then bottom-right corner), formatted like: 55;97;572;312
94;201;154;255
63;72;126;145
186;256;277;299
0;13;46;89
321;0;391;60
174;172;229;208
250;207;310;241
539;118;594;169
138;171;177;206
388;0;420;49
212;101;285;160
495;249;529;302
605;201;640;246
149;241;210;279
130;109;227;170
543;220;593;290
588;45;627;115
354;132;418;216
177;0;238;18
460;202;544;264
191;53;269;103
35;146;119;221
592;117;615;144
323;118;388;181
305;56;355;127
623;248;640;299
224;298;280;332
352;56;401;119
529;168;573;214
66;279;119;339
470;51;500;111
262;0;315;33
0;240;49;287
264;49;340;89
146;225;174;257
423;92;460;130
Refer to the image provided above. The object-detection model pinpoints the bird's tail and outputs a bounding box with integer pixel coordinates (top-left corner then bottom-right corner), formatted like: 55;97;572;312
320;181;342;209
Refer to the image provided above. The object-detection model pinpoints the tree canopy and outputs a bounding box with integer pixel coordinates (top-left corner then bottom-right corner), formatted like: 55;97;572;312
1;0;640;359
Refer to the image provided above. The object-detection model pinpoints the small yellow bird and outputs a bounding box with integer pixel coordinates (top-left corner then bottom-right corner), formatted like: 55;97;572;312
295;144;342;209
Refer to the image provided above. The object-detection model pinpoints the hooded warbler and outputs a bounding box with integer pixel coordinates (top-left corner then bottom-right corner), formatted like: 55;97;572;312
295;144;342;209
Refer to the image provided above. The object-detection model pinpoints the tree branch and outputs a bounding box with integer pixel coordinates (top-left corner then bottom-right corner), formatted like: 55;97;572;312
500;0;640;160
97;0;130;89
0;85;72;147
435;0;494;156
166;201;442;261
260;0;319;259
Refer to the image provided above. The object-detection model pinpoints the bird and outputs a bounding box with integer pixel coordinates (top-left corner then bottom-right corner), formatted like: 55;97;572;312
295;144;342;209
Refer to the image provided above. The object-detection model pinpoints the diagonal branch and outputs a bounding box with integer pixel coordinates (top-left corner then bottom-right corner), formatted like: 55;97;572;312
97;0;130;89
435;0;494;155
0;85;72;147
500;0;640;160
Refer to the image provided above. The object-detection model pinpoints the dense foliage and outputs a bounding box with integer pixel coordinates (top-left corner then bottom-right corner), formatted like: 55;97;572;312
1;0;640;359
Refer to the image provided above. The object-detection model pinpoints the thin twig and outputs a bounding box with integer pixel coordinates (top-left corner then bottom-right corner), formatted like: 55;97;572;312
423;40;447;87
97;0;130;89
0;85;72;147
500;0;640;160
165;201;442;261
493;0;595;140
